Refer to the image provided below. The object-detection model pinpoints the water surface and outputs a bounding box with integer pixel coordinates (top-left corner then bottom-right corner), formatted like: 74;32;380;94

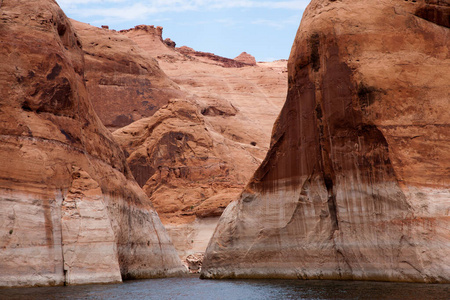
1;277;449;299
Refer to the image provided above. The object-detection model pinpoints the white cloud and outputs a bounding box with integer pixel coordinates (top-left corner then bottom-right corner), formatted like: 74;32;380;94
57;0;310;17
56;0;308;32
252;14;300;29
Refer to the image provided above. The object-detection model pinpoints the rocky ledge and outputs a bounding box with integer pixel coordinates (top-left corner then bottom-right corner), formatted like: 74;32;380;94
177;46;255;68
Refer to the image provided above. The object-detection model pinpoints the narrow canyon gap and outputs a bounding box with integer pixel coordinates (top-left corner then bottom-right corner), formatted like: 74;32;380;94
71;21;287;267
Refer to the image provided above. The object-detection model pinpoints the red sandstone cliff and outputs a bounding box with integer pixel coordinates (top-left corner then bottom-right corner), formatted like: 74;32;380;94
71;22;287;264
0;0;185;287
177;46;255;68
202;0;450;282
72;22;184;130
112;24;287;225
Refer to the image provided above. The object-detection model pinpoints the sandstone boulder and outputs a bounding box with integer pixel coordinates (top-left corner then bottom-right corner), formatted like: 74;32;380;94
0;0;185;288
202;0;450;283
164;38;176;48
185;253;204;273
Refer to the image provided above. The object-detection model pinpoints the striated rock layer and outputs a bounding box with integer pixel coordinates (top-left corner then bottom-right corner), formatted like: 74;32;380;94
234;52;257;66
177;46;254;68
68;21;282;263
103;24;288;261
114;25;287;226
0;0;185;288
72;22;183;131
202;0;450;283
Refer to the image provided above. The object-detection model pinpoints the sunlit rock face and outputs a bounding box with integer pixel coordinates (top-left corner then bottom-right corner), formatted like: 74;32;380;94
105;21;288;263
202;0;450;283
104;23;288;228
67;14;287;266
0;0;185;288
72;22;184;131
234;52;257;66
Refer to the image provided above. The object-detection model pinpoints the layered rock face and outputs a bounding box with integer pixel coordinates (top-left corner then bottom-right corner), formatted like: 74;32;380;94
113;100;243;223
177;46;254;68
0;0;185;288
115;26;287;224
97;24;288;261
202;0;450;282
234;52;257;66
72;22;183;130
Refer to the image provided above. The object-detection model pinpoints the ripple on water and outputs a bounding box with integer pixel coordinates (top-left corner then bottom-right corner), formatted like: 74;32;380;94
1;277;450;300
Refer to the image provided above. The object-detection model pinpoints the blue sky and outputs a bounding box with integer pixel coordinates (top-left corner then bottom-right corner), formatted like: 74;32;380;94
56;0;309;61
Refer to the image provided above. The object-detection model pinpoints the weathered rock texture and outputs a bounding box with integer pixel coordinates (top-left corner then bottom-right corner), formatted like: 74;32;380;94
113;100;243;223
164;38;176;48
234;52;257;66
112;25;287;224
202;0;450;283
72;22;183;131
177;46;255;68
104;24;288;261
185;253;204;273
0;0;185;288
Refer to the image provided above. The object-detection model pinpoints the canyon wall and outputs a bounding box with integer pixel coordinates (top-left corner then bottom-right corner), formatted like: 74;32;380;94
0;0;185;287
73;22;287;265
72;22;184;131
202;0;450;282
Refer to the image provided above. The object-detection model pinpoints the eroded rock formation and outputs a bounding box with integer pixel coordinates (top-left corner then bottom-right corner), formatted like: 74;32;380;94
185;253;204;273
111;25;287;224
0;0;185;288
110;26;288;261
202;0;450;283
177;46;255;68
113;100;242;222
72;22;183;130
234;52;257;66
164;38;176;48
66;21;287;262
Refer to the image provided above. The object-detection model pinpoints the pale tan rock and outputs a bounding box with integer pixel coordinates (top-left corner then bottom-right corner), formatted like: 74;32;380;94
121;25;180;59
202;0;450;283
185;253;204;273
61;167;121;285
165;218;219;262
0;0;185;288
